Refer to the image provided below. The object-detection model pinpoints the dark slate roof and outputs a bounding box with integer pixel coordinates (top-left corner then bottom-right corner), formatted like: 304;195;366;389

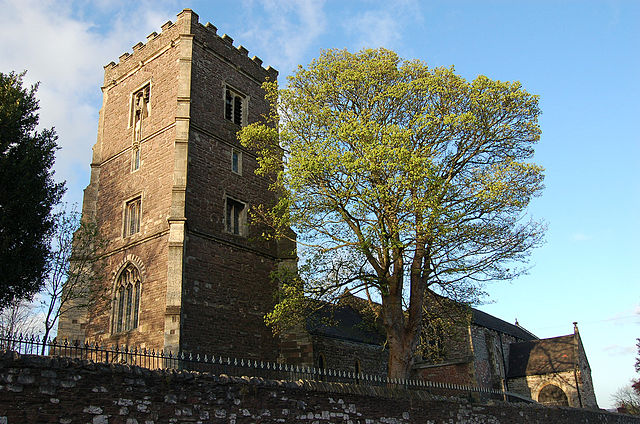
305;293;538;347
306;304;386;345
507;334;577;378
471;308;538;341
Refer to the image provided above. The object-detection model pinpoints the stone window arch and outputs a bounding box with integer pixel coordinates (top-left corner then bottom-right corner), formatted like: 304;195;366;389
111;263;142;333
538;384;569;406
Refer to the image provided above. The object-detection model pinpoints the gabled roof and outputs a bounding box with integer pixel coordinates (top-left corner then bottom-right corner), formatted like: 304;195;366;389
306;304;386;345
507;334;577;378
307;292;540;347
471;308;538;341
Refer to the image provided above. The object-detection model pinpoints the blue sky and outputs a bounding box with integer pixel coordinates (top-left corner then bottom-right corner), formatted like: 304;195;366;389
0;0;638;409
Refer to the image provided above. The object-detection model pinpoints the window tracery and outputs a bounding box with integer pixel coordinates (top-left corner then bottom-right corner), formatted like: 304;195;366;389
131;84;150;171
112;263;141;333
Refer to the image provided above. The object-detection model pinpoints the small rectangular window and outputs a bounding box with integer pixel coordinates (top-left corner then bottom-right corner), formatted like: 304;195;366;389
124;197;141;237
224;87;245;126
231;148;242;174
225;197;246;235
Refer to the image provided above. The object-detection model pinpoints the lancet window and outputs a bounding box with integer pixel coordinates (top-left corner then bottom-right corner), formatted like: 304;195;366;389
131;84;150;171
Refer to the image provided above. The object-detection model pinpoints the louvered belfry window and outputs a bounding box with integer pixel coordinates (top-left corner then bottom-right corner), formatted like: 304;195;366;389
225;88;244;126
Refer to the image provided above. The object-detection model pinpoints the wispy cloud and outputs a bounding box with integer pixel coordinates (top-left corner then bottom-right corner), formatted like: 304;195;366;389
344;0;422;50
603;344;635;356
571;232;592;242
604;305;640;326
347;10;400;49
238;0;327;73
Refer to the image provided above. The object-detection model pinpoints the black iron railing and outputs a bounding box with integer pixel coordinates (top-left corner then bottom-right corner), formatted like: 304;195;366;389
0;332;533;404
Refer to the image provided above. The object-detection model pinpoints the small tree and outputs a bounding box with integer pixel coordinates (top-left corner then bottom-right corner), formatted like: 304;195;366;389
614;385;640;415
611;339;640;414
633;339;640;396
39;206;108;351
239;48;545;379
0;298;40;334
0;71;65;308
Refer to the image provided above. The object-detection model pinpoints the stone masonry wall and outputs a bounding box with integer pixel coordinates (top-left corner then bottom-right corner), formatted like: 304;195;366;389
470;325;515;390
576;332;599;408
179;11;285;360
508;371;582;407
311;335;388;377
278;324;314;367
413;361;475;386
2;352;639;424
59;12;184;351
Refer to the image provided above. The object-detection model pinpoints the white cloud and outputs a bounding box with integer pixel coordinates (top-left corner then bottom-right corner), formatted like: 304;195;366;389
238;0;327;73
0;0;175;205
603;344;636;356
571;232;592;242
344;0;422;50
347;10;400;49
603;306;640;326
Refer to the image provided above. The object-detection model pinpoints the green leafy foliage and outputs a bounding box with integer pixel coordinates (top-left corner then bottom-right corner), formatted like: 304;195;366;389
239;48;545;377
0;71;65;308
264;267;310;335
418;291;472;363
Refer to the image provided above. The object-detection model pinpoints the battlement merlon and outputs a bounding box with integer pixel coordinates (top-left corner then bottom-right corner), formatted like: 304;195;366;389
102;8;277;86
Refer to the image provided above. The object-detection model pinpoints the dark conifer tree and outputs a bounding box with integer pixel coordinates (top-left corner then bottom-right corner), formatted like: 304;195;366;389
0;71;65;308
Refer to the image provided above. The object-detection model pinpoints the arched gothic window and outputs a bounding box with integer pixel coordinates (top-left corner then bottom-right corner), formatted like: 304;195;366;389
112;264;141;333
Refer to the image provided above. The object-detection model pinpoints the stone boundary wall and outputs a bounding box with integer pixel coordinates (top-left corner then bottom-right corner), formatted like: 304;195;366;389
0;352;638;424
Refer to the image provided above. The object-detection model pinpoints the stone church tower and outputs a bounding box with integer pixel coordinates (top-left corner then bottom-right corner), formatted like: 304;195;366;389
58;9;292;360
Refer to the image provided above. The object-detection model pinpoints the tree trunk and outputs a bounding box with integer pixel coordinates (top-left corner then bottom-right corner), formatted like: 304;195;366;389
386;333;415;380
383;295;420;380
41;326;51;355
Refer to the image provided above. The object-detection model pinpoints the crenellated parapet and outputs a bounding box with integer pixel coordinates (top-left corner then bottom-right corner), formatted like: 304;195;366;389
103;9;277;87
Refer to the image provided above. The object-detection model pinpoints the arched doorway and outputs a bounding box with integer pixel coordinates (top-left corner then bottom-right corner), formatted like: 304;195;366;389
538;384;569;406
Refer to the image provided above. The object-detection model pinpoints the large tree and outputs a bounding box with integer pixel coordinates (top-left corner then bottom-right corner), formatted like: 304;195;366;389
239;48;545;379
0;71;65;308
